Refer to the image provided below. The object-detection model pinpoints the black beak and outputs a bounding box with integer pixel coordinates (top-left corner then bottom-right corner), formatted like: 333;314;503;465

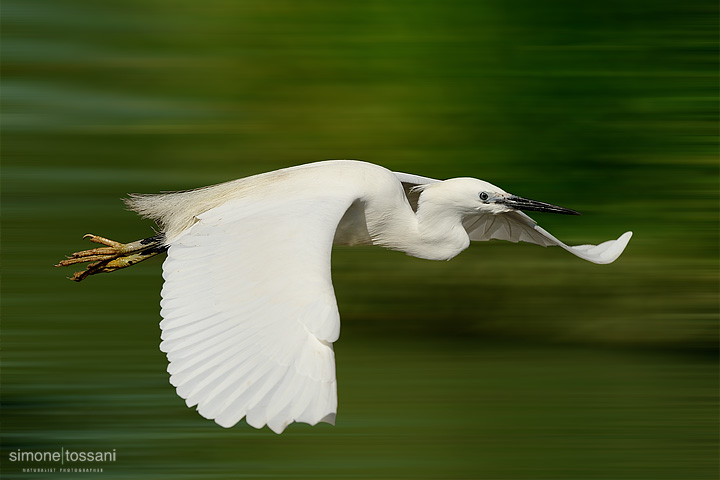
502;195;581;215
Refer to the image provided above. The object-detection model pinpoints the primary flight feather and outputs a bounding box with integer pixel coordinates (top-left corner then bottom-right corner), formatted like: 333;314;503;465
57;160;632;433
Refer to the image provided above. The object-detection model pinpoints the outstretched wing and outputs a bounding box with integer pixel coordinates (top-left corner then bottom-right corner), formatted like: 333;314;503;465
393;171;631;264
463;210;632;264
159;191;356;433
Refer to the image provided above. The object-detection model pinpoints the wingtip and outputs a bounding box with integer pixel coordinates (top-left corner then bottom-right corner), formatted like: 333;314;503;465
600;230;633;264
615;231;633;251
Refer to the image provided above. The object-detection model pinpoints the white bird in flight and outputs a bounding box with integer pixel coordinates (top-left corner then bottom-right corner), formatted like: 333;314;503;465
57;160;632;433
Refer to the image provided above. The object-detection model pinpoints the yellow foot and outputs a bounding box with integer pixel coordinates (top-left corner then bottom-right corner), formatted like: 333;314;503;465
56;233;167;282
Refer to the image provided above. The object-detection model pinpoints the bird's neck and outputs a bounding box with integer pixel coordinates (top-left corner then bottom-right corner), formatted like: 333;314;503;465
363;190;470;261
405;204;470;261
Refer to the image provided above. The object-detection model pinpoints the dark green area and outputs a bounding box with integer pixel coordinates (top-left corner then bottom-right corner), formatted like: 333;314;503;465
2;0;717;478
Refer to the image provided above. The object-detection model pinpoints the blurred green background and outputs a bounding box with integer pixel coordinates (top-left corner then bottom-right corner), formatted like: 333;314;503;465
2;0;718;479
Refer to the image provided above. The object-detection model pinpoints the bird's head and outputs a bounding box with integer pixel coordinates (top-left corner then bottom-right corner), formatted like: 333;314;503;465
415;178;580;216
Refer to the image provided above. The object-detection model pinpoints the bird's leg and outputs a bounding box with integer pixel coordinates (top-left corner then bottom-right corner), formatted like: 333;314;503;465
55;233;168;282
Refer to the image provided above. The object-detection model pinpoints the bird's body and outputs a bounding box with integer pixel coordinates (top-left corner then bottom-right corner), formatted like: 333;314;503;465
130;160;475;260
57;160;632;433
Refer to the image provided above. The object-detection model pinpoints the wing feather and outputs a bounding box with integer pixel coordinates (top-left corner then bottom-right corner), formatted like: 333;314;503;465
160;191;356;433
464;210;632;264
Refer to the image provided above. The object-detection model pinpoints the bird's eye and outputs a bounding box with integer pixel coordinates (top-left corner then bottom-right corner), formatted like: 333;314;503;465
479;192;489;202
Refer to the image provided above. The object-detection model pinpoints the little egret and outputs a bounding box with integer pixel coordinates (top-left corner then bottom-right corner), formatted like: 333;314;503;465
57;160;632;433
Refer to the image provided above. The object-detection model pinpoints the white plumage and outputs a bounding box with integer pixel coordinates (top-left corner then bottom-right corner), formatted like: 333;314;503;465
62;160;632;433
